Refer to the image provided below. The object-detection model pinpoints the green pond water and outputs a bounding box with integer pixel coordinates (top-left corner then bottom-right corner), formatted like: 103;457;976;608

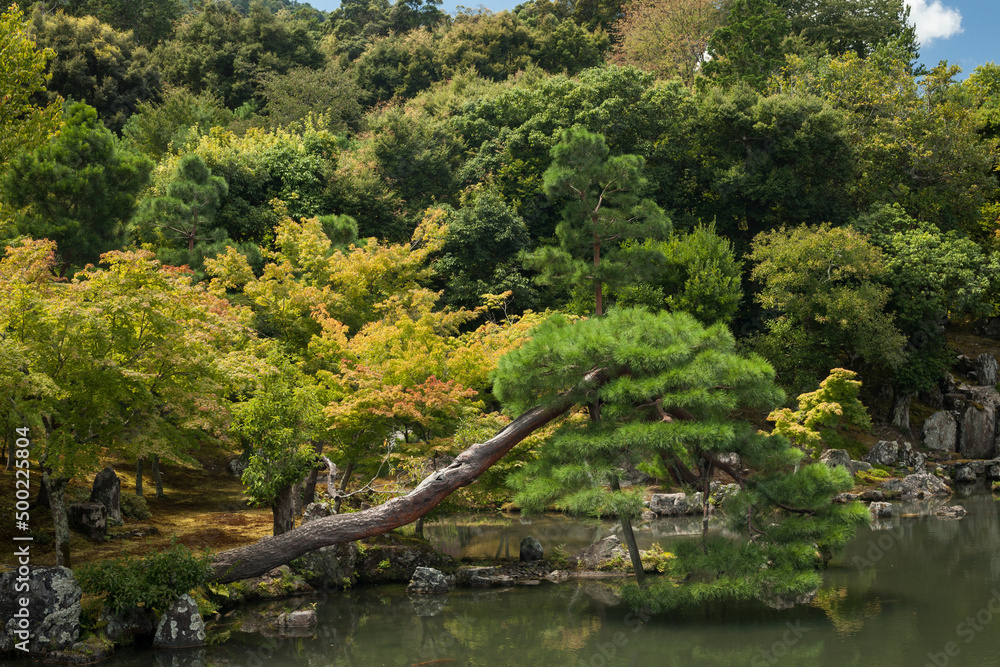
65;487;1000;667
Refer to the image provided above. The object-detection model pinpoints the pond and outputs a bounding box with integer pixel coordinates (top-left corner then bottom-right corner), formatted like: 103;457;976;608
49;487;1000;667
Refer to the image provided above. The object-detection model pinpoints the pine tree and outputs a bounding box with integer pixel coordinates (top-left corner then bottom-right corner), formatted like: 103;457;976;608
494;307;868;608
524;126;670;315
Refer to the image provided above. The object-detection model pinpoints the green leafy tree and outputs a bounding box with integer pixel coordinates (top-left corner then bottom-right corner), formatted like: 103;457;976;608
29;10;162;133
257;64;363;133
703;0;790;89
853;203;999;427
121;86;234;160
155;0;324;109
1;102;152;273
1;239;252;565
0;4;62;169
434;189;539;314
232;353;322;535
78;0;183;48
614;222;742;325
495;307;866;604
749;223;905;393
774;0;919;62
768;368;871;458
525;126;670;315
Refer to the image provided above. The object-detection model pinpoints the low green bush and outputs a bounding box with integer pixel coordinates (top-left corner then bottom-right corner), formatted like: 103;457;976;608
119;492;151;521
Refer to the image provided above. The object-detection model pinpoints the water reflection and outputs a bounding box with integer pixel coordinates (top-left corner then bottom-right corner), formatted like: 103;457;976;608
83;492;1000;667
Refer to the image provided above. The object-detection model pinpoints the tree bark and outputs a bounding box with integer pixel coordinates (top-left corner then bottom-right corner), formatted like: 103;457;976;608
272;484;296;536
208;367;607;583
151;454;163;498
43;472;70;568
135;457;144;497
891;390;912;432
333;460;354;513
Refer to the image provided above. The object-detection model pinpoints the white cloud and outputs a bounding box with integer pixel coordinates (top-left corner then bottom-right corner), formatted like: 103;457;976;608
905;0;963;45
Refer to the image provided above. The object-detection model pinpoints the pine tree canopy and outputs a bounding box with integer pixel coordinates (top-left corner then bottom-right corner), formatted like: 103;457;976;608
493;307;868;611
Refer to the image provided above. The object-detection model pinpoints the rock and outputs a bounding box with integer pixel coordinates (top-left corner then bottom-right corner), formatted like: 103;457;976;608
987;462;1000;480
640;510;657;521
546;570;569;583
849;460;873;475
977;353;999;387
869;502;892;518
153;594;206;648
944;393;968;410
567;536;626;570
290;503;358;589
953;464;977;483
935;505;967;519
274;609;318;629
0;566;81;654
984;318;1000;340
89;467;122;526
956;354;976;373
922;411;958;452
648;493;698;516
879;473;952;499
859;490;885;502
920;384;945;409
68;502;107;542
519;536;544;563
958;403;997;459
832;493;859;503
454;566;513;588
898;442;926;470
865;441;899;467
407;567;452;594
820;449;852;470
717;452;741;468
355;540;451;585
100;605;156;645
226;455;248;478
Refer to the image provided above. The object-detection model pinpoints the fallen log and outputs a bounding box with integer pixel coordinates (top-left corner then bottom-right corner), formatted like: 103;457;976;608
209;367;606;582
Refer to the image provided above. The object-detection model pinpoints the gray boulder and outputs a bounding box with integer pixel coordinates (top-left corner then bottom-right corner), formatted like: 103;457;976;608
649;492;698;516
289;503;358;588
953;464;977;483
100;605;156;645
977;353;999;387
879;473;952;499
153;594;206;648
849;460;873;475
922;411;958;452
898;442;926;470
987;462;1000;480
820;449;852;470
89;467;122;525
868;502;892;519
274;609;318;629
567;536;626;570
958;403;997;459
407;567;452;594
0;566;81;654
68;502;107;542
865;441;899;467
935;505;967;519
519;536;543;563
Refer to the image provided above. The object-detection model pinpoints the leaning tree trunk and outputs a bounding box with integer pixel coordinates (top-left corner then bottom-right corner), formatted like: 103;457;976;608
43;472;71;568
333;460;354;513
891;390;913;432
610;478;645;586
208;367;607;583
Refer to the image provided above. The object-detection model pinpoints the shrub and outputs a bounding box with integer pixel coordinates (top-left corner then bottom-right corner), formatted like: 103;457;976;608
75;540;211;613
119;492;151;521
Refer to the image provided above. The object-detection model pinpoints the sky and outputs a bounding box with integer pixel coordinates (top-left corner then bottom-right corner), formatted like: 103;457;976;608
306;0;995;75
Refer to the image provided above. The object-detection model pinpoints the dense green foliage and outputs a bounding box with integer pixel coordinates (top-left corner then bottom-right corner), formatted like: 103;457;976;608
3;0;999;613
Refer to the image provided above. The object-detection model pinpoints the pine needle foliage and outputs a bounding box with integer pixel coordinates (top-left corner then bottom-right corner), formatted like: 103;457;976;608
493;307;868;612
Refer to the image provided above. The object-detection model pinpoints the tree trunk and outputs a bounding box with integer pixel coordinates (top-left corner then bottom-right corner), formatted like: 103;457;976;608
135;457;144;497
333;460;354;513
413;516;424;540
272;484;296;536
208;366;607;583
302;468;319;508
319;456;337;498
43;472;71;568
610;478;645;585
891;390;912;431
151;454;163;498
